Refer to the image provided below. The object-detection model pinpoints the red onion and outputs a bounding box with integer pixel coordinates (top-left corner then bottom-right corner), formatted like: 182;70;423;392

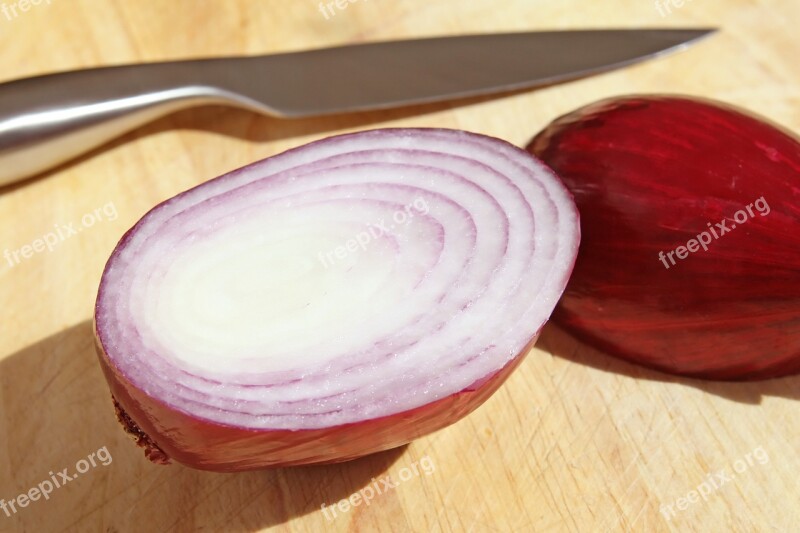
529;95;800;380
95;128;580;471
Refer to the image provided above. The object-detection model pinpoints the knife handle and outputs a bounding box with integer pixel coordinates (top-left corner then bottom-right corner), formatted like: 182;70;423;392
0;61;265;187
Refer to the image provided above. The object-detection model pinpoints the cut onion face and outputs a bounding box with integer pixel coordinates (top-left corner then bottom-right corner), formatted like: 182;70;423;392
95;128;580;471
529;95;800;380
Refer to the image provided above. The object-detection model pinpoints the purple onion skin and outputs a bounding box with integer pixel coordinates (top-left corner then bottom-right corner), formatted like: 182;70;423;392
529;95;800;380
95;333;536;471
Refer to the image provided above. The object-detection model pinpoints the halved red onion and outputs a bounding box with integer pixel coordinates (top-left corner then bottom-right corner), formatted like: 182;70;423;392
529;96;800;380
95;128;580;471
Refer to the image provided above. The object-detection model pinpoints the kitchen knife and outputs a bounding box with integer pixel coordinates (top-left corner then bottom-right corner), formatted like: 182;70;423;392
0;29;715;186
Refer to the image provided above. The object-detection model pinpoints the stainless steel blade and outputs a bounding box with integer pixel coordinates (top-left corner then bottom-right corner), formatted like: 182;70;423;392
227;29;716;117
0;29;715;186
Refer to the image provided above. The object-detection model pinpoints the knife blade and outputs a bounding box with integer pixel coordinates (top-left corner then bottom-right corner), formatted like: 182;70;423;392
0;29;715;186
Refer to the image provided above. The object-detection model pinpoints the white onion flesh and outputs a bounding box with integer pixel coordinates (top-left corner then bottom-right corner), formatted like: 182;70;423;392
96;128;580;430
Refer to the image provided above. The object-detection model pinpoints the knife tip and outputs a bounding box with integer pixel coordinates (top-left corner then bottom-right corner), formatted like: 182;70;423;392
680;27;719;39
657;27;719;49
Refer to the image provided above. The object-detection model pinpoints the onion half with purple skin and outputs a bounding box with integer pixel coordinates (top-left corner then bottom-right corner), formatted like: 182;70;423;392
94;128;580;471
529;96;800;380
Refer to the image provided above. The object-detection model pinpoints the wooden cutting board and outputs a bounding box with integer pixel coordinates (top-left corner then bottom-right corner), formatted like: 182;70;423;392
1;1;798;531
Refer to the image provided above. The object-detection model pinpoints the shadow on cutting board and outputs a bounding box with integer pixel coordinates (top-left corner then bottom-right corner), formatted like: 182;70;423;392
0;321;407;532
538;323;800;403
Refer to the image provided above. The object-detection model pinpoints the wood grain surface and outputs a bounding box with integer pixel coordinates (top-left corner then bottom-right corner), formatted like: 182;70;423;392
1;1;798;531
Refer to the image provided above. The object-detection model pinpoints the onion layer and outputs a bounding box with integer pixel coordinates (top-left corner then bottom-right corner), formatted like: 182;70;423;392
95;128;580;471
529;96;800;380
